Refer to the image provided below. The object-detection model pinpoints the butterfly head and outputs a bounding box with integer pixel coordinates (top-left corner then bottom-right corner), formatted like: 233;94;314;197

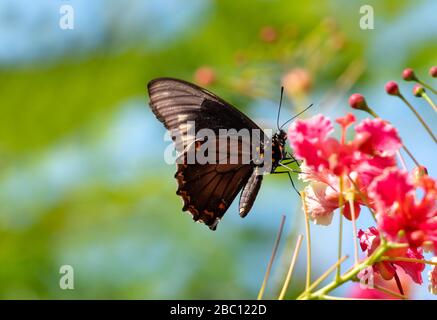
276;129;287;142
272;129;288;162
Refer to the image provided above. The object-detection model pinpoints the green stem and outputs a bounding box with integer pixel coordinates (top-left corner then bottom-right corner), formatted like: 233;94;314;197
401;145;420;167
421;92;437;112
297;255;348;299
399;94;437;143
299;241;392;300
417;79;437;95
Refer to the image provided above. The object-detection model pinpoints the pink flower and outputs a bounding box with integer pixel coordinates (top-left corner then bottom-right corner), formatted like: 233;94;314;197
349;284;395;300
289;114;402;225
358;227;425;284
288;114;333;171
354;118;402;156
301;174;362;224
369;169;437;253
350;271;412;299
289;114;401;177
302;182;337;225
429;258;437;295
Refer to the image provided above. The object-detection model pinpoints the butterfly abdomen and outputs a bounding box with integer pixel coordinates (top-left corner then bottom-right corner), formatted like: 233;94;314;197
239;168;263;217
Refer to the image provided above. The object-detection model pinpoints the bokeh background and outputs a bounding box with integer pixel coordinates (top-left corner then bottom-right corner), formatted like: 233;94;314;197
0;0;436;299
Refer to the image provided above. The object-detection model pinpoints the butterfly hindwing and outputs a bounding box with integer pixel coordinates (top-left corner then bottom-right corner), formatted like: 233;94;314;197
175;162;254;230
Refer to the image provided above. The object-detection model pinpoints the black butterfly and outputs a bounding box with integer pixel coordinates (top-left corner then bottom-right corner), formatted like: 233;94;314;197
147;78;303;230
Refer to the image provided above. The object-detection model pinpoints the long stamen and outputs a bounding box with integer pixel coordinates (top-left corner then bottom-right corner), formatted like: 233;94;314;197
258;215;286;300
278;235;304;300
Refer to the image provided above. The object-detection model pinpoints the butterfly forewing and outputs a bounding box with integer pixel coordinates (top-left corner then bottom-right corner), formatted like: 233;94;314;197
147;78;267;230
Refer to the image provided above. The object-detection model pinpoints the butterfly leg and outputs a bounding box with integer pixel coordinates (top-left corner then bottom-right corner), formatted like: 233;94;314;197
280;153;301;166
283;152;301;166
280;159;297;166
286;171;301;197
277;161;308;176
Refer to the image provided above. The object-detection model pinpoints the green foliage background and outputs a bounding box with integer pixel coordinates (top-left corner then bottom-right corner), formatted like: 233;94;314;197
0;0;435;299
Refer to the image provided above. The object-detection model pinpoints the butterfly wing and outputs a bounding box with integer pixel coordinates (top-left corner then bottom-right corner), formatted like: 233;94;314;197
175;161;254;230
148;78;264;230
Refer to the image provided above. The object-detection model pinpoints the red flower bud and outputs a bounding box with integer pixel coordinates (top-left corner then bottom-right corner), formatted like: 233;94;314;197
259;26;278;43
194;66;215;86
430;66;437;78
402;68;417;81
348;93;367;110
282;68;312;97
413;84;425;97
413;165;428;182
385;81;400;96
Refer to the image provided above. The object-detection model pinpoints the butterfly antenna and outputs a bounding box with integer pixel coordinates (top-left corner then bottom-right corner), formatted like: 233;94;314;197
280;103;314;130
276;87;284;131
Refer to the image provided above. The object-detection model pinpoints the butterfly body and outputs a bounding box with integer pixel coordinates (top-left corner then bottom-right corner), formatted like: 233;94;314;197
147;78;290;230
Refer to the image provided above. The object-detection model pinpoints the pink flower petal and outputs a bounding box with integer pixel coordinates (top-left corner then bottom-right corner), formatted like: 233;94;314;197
303;183;337;225
369;169;413;211
288;114;334;170
288;114;333;144
355;118;402;156
395;248;425;284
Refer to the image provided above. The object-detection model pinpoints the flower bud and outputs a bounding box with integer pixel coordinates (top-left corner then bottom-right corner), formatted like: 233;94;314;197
259;26;278;43
348;93;367;110
282;68;312;97
194;66;215;86
385;81;400;96
413;84;425;97
413;165;428;181
429;66;437;78
402;68;417;81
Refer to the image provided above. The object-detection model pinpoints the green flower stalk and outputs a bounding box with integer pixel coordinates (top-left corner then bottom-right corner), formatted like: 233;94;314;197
413;85;437;112
385;81;436;143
